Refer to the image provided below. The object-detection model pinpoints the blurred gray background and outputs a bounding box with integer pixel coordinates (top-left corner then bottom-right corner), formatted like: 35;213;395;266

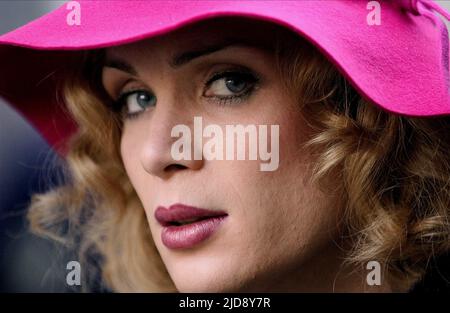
1;0;81;293
1;0;450;293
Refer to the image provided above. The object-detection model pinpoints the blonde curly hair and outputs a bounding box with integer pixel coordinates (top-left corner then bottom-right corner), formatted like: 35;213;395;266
27;27;450;292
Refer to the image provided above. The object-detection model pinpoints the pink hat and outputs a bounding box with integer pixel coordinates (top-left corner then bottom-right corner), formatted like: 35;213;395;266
0;0;449;152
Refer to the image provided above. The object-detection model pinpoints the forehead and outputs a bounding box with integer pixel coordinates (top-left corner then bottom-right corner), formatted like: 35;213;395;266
105;17;289;58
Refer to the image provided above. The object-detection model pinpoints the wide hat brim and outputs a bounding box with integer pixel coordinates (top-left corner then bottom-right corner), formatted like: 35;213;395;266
0;0;449;152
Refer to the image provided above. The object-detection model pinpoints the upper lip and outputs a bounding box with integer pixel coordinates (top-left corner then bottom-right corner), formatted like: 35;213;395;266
154;203;228;226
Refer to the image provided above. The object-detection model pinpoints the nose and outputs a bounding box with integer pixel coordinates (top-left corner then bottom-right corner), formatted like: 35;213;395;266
139;108;204;180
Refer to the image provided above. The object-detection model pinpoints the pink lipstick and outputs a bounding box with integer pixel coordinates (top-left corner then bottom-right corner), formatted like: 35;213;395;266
155;203;228;249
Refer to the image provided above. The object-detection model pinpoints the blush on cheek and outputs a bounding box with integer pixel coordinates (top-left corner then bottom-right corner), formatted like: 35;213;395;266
120;134;140;178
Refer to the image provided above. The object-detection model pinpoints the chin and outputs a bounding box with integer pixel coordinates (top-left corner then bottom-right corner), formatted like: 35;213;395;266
165;257;252;292
171;272;239;293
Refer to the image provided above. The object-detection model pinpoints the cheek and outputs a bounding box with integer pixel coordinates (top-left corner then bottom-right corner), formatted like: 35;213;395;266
120;129;143;188
227;103;337;257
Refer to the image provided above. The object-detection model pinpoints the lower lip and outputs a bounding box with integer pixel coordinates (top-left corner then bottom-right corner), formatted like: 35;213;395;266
161;215;228;249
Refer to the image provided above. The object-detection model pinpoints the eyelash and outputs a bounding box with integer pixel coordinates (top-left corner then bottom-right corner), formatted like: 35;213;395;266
114;89;148;119
203;68;260;106
112;67;260;118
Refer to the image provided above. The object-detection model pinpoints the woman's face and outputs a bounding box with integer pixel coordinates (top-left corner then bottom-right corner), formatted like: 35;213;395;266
102;19;344;292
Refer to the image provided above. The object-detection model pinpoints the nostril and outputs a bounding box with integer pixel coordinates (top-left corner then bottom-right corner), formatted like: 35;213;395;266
164;164;188;172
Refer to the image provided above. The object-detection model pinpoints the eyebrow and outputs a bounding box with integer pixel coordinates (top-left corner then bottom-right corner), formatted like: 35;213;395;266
169;42;237;68
103;41;260;75
103;58;138;76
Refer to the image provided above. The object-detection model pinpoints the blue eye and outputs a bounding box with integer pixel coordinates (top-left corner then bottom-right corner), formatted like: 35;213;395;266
204;70;260;105
118;90;156;117
208;75;247;95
